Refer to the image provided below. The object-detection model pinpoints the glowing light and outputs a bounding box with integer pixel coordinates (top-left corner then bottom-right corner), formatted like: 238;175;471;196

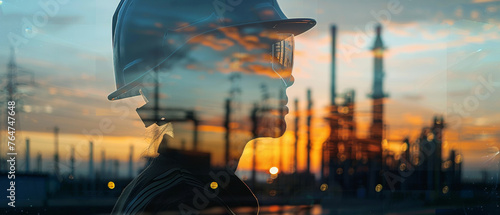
401;144;408;152
374;48;384;58
382;139;388;146
45;105;53;114
375;184;383;192
269;190;277;196
427;133;434;141
0;1;3;5
443;161;452;169
24;105;32;113
269;167;279;175
414;157;420;165
108;181;115;189
348;168;355;175
336;168;343;175
442;186;449;194
340;107;349;114
210;182;218;189
266;178;273;184
455;154;462;164
399;163;407;171
320;184;329;191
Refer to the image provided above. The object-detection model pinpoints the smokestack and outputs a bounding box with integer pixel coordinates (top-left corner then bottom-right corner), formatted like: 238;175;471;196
370;24;386;143
331;25;337;106
129;145;134;178
36;152;42;173
306;89;313;174
324;25;340;182
101;150;106;176
193;117;199;151
224;98;231;165
114;160;120;179
54;127;59;176
25;138;30;172
70;146;75;177
250;103;259;189
89;141;94;180
278;90;285;172
294;99;299;173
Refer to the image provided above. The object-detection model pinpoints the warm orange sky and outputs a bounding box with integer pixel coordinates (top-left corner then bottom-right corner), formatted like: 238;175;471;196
1;0;499;180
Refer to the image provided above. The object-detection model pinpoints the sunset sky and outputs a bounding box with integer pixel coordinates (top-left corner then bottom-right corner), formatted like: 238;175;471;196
0;0;499;181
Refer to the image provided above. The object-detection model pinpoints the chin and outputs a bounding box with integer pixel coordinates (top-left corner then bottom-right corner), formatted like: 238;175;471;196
269;118;288;138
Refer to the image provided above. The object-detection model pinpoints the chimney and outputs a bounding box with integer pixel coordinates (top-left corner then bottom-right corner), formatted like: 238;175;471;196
36;152;42;173
331;25;337;107
294;98;299;173
70;146;75;177
101;150;106;176
306;89;313;174
89;141;94;180
54;127;59;176
129;145;134;178
25;138;30;172
114;160;120;179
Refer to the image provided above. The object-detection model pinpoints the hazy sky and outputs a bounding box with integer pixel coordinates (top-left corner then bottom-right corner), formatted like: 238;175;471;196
0;0;499;180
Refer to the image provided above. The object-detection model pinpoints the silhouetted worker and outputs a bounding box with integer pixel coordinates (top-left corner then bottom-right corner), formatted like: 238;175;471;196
108;0;315;214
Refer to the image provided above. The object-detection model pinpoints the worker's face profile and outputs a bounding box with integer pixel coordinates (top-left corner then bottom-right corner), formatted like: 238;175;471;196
138;25;295;140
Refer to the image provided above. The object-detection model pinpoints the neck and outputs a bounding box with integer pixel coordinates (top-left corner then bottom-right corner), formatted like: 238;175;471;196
157;130;252;174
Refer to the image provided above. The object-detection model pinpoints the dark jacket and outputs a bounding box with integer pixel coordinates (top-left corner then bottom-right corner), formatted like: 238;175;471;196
111;149;258;215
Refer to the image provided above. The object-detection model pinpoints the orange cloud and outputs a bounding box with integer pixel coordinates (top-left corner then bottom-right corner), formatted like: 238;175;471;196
473;0;500;3
198;125;226;133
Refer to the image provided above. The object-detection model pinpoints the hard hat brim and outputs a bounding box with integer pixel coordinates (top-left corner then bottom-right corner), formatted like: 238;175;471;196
260;18;317;36
108;18;317;101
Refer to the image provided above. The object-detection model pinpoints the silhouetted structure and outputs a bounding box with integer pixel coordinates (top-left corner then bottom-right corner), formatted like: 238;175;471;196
101;150;106;176
89;141;94;181
54;127;60;177
129;145;133;178
294;99;299;173
25;138;30;172
36;152;42;173
322;25;386;196
113;160;119;179
370;25;387;144
319;24;464;201
70;146;75;177
136;68;201;150
306;89;313;174
224;98;231;165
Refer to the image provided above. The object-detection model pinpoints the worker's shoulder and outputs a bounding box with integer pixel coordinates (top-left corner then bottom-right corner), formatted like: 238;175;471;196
141;170;231;214
115;168;206;214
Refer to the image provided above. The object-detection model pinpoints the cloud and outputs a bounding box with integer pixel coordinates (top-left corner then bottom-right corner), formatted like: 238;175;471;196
472;0;500;3
401;94;424;101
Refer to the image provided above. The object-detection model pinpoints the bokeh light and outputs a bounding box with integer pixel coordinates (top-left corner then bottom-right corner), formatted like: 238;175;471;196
320;184;328;191
108;181;115;190
210;182;218;189
269;167;279;175
442;186;449;194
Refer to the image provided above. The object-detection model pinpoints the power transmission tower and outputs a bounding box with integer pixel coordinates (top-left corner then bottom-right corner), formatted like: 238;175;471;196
0;48;35;171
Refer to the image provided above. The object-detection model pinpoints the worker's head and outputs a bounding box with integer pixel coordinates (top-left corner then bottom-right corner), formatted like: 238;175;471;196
109;0;315;154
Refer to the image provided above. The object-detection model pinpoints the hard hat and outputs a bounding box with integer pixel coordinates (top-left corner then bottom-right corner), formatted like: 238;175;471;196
108;0;316;101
